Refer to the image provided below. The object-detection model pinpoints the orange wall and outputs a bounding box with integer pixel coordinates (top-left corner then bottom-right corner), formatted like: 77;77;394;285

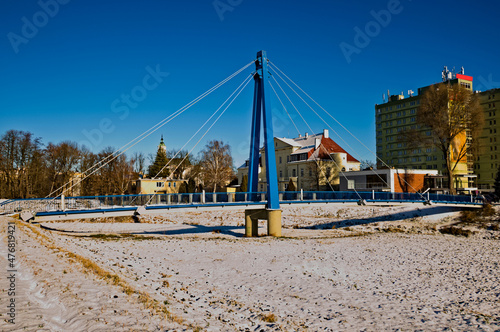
393;173;426;193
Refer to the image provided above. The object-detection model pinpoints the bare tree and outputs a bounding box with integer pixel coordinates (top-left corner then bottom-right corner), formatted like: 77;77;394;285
166;149;192;179
360;159;376;170
199;140;234;192
112;154;134;194
45;141;81;196
131;152;146;176
399;83;482;194
79;147;100;196
0;130;44;198
306;154;342;191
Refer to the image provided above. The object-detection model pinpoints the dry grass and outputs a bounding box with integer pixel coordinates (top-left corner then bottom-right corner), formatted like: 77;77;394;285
460;205;497;224
439;226;475;237
16;220;187;326
381;226;406;233
261;312;277;323
79;233;159;241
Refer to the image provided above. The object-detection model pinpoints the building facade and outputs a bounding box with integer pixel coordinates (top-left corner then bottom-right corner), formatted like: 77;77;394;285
375;68;475;193
475;88;500;192
134;178;185;194
238;129;360;191
339;168;440;193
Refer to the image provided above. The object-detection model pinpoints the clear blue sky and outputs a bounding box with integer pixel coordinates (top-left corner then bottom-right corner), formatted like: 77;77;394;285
1;0;500;167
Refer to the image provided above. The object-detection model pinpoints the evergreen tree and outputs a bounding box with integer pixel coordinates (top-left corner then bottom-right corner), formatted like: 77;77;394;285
287;178;296;191
148;148;170;178
494;164;500;198
187;178;196;193
239;174;248;192
178;181;188;193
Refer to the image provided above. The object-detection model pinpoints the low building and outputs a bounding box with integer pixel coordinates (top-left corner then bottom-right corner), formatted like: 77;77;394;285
238;129;360;191
339;168;440;193
134;178;185;195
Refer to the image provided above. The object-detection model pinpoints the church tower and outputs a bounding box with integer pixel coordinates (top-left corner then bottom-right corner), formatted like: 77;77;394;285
158;135;166;153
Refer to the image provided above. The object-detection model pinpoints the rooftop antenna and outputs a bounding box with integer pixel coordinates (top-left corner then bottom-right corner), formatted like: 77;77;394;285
442;66;448;82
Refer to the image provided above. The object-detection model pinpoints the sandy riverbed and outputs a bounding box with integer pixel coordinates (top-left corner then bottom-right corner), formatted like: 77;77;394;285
1;204;499;331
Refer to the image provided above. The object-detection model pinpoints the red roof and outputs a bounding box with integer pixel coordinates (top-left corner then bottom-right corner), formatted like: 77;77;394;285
456;73;473;81
317;137;359;163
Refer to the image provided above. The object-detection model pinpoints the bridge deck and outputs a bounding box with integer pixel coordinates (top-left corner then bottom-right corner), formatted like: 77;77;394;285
1;191;483;222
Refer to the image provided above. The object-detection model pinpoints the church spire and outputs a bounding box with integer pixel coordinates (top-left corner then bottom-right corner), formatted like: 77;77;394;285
159;135;166;152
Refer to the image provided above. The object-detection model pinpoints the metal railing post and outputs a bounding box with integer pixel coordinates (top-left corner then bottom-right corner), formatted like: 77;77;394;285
61;194;65;211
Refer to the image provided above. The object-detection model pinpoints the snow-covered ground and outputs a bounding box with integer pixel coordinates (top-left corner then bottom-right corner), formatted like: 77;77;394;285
3;204;500;331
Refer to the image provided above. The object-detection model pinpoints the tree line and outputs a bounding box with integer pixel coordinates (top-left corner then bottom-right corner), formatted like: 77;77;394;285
0;130;235;199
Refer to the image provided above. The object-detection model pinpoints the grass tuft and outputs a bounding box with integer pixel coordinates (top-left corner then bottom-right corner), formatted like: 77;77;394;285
261;313;277;323
439;226;475;237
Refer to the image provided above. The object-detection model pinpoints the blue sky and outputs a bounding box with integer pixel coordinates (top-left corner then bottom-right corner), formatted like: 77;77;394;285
1;0;500;167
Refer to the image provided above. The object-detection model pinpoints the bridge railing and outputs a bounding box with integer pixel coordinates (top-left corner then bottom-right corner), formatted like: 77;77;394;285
0;190;481;215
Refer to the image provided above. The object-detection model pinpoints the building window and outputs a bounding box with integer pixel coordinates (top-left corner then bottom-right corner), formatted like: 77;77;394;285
168;182;171;187
279;156;282;164
309;168;312;176
300;168;304;177
279;170;282;177
174;182;176;188
287;156;290;162
156;182;164;188
292;169;296;177
348;180;355;189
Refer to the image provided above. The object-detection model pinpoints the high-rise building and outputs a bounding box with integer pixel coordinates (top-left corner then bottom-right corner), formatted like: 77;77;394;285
475;88;500;192
374;67;474;193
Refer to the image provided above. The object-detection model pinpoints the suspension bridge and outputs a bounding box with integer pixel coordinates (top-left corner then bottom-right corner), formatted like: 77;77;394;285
1;51;483;234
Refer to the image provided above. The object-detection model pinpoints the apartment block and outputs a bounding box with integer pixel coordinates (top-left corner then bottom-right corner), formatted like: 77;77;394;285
475;88;500;192
374;67;475;193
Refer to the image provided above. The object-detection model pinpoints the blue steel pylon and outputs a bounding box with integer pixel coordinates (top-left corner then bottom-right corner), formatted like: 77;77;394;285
247;51;280;210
